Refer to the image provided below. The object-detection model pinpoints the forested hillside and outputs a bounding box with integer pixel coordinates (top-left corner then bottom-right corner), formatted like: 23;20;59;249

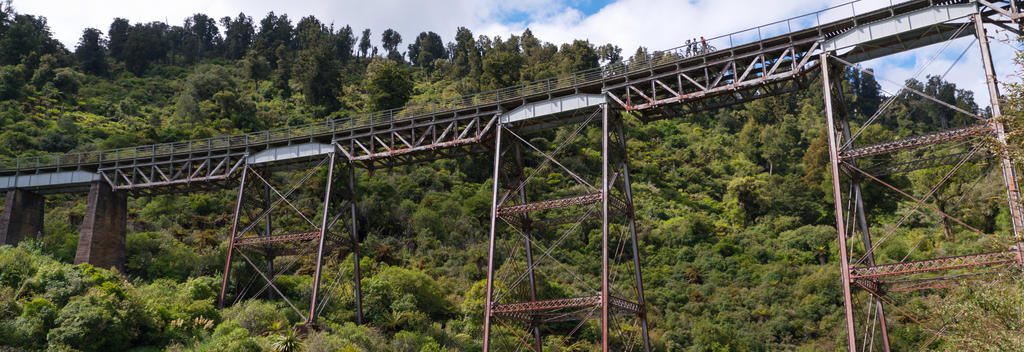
1;1;1023;350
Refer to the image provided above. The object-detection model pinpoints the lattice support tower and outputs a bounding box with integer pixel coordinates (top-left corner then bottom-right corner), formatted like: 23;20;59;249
482;104;651;352
217;153;365;327
821;8;1024;350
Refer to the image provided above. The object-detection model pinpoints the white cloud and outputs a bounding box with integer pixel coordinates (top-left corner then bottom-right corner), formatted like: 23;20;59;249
12;0;1020;108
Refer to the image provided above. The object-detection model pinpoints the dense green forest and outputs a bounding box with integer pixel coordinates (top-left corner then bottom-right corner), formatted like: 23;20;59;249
1;0;1024;350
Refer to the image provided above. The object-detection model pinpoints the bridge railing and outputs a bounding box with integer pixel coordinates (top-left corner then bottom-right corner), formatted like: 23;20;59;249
0;0;947;172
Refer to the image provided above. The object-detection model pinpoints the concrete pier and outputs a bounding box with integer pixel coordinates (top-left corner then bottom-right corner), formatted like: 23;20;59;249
74;182;127;270
0;189;44;246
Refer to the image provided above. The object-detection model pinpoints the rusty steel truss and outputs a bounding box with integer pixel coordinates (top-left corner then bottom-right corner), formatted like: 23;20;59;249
0;1;1018;350
217;153;365;327
483;105;650;352
821;9;1024;351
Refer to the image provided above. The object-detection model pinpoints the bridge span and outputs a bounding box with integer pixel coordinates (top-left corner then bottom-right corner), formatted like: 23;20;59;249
0;1;1022;351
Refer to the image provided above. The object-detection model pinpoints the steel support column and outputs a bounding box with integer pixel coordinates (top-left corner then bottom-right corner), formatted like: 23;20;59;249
600;103;611;352
308;153;337;326
482;124;503;352
851;182;892;351
513;143;542;352
821;52;859;351
615;117;652;352
974;14;1024;249
349;164;364;325
265;182;274;300
219;165;248;309
832;72;891;352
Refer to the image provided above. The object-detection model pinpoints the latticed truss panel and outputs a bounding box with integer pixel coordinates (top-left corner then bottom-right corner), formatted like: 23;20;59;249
850;251;1020;280
100;153;246;192
335;112;498;163
603;38;822;117
491;295;642;323
483;105;650;351
851;251;1021;293
840;124;992;160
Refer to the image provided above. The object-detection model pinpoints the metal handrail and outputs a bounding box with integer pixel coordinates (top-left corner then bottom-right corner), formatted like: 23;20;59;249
0;0;952;172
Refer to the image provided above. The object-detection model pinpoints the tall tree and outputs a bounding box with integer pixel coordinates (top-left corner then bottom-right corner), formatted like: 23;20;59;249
520;28;557;82
0;12;62;66
182;13;220;64
381;28;402;61
332;25;355;64
252;12;294;69
122;22;170;74
846;68;881;118
450;27;480;79
75;28;107;76
597;43;622;65
557;39;599;74
358;28;371;58
108;18;130;60
220;13;254;60
0;0;11;31
407;31;445;69
292;16;341;109
479;35;522;90
365;58;413;111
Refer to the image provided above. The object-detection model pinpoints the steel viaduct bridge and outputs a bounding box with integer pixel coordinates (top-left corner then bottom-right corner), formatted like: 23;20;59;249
1;1;1023;350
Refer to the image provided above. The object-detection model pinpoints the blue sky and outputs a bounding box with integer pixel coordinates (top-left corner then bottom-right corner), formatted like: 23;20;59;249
13;0;1021;108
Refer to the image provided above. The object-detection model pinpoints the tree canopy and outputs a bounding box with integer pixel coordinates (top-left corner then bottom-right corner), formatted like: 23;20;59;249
0;4;1021;351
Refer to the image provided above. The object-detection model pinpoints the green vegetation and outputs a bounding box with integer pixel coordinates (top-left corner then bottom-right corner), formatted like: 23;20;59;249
0;0;1022;350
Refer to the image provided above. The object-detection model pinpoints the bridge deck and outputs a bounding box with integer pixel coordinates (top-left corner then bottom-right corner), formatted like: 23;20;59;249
0;0;1015;193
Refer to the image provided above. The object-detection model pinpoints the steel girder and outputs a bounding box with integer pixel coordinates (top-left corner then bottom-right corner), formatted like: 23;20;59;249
335;111;499;167
97;153;246;192
604;38;822;119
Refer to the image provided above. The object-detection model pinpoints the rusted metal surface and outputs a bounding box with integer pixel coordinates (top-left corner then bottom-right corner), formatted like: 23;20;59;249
850;251;1018;280
840;124;991;160
821;54;859;352
496;192;629;217
233;230;321;246
491;295;642;323
484;107;650;351
863;150;991;176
